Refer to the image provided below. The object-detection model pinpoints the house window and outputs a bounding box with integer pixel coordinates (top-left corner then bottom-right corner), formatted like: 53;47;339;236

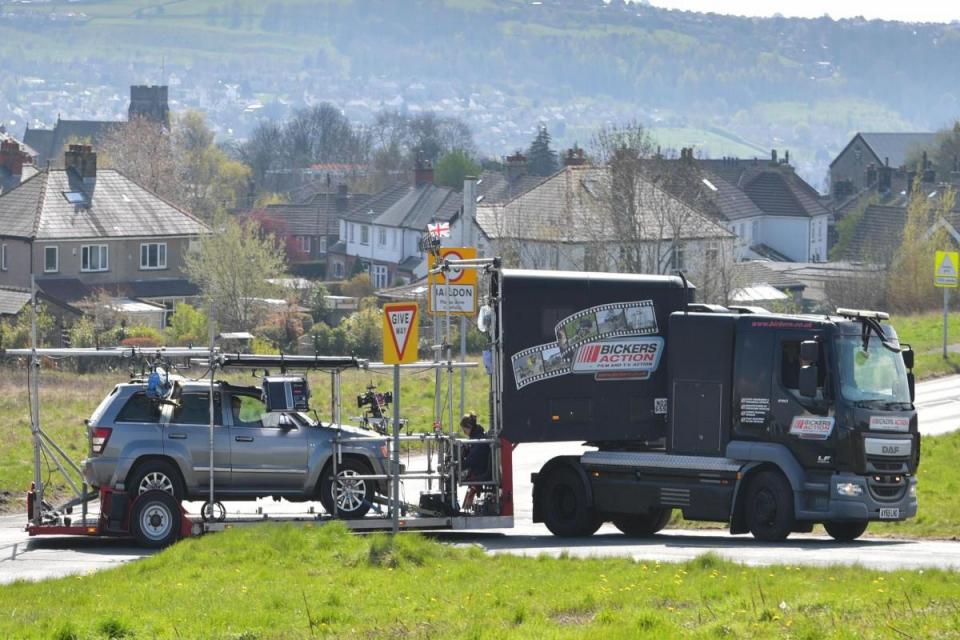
392;229;398;249
378;227;387;246
706;241;719;265
297;236;312;254
1;244;6;271
81;245;109;272
140;243;167;270
334;262;344;278
360;225;369;246
818;220;823;241
349;224;355;243
670;242;686;271
372;264;388;289
44;246;58;273
751;220;759;240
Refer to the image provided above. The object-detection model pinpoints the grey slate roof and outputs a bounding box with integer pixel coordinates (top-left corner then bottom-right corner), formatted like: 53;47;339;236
0;287;32;316
342;183;460;231
23;120;120;167
265;191;370;237
0;168;209;240
476;165;733;243
857;133;937;169
476;170;546;204
36;277;199;304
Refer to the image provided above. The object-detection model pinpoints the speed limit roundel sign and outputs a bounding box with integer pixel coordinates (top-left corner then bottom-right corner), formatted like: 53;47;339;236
444;250;464;282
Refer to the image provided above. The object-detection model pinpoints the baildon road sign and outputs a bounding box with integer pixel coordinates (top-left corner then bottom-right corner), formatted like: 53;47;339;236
935;251;959;288
428;247;478;315
383;303;419;364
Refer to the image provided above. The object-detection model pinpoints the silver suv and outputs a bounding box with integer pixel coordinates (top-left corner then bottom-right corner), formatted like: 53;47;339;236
82;378;391;518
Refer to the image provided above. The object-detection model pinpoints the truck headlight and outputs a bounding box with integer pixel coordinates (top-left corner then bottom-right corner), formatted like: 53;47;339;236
379;444;389;459
909;483;917;498
836;482;863;497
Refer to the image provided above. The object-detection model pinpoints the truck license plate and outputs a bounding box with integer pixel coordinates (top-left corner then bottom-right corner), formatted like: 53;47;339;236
879;508;900;520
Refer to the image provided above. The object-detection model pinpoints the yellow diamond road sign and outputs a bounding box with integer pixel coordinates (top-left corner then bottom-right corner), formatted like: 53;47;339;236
383;302;419;364
935;251;959;288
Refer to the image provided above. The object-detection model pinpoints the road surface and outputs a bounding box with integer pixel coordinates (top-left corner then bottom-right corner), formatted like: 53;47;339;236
1;374;958;584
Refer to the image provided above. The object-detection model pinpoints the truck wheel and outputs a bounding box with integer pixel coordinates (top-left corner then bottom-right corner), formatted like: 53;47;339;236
129;460;183;503
746;471;794;542
612;508;672;537
130;490;181;549
539;467;601;537
824;521;868;542
320;458;374;519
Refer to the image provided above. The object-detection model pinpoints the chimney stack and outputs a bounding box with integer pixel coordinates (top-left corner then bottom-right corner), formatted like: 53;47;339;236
564;147;586;167
0;140;27;177
771;149;778;165
64;144;97;182
505;151;528;181
335;183;349;213
414;155;434;187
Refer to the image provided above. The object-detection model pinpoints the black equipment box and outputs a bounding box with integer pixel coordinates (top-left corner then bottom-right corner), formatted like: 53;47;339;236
495;269;689;444
262;376;310;412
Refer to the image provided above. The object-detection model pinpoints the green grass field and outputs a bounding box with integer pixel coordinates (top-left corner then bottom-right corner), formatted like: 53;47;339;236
1;522;958;639
891;312;960;379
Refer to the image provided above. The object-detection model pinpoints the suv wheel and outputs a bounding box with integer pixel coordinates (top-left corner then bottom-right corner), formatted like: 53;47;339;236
320;458;374;519
129;460;183;503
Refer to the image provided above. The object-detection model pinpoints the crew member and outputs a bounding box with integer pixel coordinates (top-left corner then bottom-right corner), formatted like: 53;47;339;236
460;413;490;510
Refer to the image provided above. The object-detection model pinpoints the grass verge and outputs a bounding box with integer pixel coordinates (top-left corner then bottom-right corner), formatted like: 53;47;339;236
891;311;960;379
1;522;958;639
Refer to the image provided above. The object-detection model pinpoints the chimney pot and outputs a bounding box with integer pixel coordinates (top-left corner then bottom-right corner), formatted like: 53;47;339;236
64;145;97;182
414;155;434;186
564;147;586;167
771;149;778;164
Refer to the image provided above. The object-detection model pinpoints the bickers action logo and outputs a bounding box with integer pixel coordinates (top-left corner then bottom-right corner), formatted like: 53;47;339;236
572;337;664;379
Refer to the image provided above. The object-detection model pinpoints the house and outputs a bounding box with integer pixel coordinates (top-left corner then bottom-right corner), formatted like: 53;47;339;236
690;151;833;263
474;158;736;302
830;132;937;199
476;152;547;205
327;160;462;287
261;185;370;273
0;145;210;324
23;85;169;167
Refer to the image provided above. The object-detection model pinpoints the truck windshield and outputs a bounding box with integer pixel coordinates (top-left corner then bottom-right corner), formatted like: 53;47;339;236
835;336;911;407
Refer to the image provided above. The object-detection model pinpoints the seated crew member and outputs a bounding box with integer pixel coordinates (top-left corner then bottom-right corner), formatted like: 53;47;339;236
460;413;491;510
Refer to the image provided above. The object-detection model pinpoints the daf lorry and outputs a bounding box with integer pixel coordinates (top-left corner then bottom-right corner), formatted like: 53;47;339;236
485;268;918;542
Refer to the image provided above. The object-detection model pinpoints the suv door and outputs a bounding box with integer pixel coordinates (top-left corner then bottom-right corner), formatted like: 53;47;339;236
227;393;310;495
164;390;231;494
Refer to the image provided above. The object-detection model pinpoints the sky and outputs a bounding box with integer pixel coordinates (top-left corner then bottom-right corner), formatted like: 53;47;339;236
646;1;960;23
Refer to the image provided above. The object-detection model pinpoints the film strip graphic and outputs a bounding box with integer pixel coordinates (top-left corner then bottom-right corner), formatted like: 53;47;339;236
511;342;569;390
555;300;657;357
511;299;658;390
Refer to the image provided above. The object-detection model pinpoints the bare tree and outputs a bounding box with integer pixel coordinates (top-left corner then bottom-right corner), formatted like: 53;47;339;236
100;117;178;200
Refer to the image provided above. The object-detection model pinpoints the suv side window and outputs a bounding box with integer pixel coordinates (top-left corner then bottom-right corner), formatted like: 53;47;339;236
116;392;161;423
231;395;266;428
170;392;223;425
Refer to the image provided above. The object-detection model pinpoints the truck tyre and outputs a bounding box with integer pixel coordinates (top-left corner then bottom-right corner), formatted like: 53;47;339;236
612;508;672;537
129;460;184;503
824;521;868;542
746;471;794;542
539;467;601;537
320;458;374;519
130;490;181;549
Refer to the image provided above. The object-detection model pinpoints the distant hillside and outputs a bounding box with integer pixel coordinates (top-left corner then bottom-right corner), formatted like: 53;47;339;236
1;0;956;187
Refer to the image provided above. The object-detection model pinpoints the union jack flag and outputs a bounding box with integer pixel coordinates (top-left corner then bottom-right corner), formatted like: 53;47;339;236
427;221;451;238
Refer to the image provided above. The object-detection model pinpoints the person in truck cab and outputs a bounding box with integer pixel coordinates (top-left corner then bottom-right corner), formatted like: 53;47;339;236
460;413;491;510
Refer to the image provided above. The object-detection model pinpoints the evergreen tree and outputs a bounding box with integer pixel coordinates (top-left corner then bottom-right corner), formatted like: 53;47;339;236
527;125;559;177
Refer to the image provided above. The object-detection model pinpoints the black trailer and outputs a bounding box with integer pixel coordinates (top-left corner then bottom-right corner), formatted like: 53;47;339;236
482;268;920;542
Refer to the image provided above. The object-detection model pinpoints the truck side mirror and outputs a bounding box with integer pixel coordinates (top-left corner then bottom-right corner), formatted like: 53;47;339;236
902;347;914;370
799;365;818;398
800;340;819;366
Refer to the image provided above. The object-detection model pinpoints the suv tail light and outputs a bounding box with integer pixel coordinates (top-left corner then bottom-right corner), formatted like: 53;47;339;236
91;427;112;455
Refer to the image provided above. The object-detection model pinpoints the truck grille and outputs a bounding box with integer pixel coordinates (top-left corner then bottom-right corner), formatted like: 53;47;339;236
866;475;907;502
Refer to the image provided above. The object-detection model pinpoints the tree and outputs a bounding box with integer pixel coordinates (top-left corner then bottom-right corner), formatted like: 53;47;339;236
341;272;375;298
434;149;480;188
886;182;957;312
184;218;287;331
176;110;251;220
526;125;559;177
100;117;177;199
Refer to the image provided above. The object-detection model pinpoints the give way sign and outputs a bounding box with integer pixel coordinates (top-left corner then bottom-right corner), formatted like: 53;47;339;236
382;303;419;364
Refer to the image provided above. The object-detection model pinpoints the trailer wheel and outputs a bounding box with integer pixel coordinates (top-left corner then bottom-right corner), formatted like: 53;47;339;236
320;458;374;519
539;467;601;537
612;508;672;537
130;490;181;549
824;521;868;542
746;471;794;542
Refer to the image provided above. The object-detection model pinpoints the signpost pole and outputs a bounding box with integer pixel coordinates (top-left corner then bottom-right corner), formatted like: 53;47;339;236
935;250;959;359
944;287;949;360
392;363;400;535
